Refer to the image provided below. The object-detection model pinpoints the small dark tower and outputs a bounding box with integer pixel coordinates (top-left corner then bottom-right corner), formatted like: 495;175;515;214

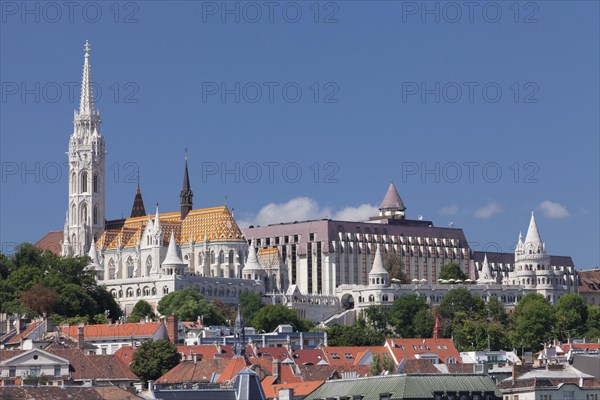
130;177;146;218
180;151;193;219
234;304;246;358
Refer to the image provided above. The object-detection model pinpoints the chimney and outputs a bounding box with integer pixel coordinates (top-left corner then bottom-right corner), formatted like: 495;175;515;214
279;388;294;400
165;315;178;345
148;380;154;393
193;353;198;364
272;358;281;383
77;323;85;349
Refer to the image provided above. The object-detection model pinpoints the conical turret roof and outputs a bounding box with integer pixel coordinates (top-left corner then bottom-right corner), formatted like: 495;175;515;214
162;231;184;266
369;245;389;277
87;238;102;271
242;242;262;272
379;182;406;211
524;211;542;244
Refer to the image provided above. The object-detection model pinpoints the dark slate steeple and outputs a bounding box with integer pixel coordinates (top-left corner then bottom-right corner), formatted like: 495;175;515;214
180;150;193;219
130;177;146;218
234;304;246;358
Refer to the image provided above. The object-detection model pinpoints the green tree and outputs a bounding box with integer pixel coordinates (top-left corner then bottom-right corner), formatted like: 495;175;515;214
382;353;395;373
369;353;382;376
438;288;485;320
439;263;468;281
130;339;181;385
384;253;409;283
486;297;507;323
584;305;600;341
510;293;555;352
326;324;384;347
0;243;122;321
554;294;588;339
389;294;429;337
251;304;313;333
239;291;264;322
413;309;435;338
452;314;488;352
129;300;156;322
363;306;391;335
157;287;225;325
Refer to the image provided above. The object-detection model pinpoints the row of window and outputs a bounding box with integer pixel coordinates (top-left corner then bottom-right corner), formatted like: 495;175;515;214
7;365;62;378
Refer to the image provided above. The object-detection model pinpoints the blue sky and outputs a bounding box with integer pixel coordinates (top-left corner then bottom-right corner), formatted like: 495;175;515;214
1;1;598;267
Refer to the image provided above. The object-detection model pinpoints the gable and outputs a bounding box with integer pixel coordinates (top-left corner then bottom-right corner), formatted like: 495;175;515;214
0;349;69;367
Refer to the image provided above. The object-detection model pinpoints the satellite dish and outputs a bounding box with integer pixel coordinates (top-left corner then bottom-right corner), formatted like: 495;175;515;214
449;221;454;227
418;215;423;221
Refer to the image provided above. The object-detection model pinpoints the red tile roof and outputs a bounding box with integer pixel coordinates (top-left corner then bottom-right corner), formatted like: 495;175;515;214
292;349;326;365
6;321;43;345
35;230;63;255
321;346;389;367
156;359;230;384
262;380;324;399
217;357;251;383
49;348;138;382
62;322;163;340
384;338;460;364
0;386;142;400
177;344;234;360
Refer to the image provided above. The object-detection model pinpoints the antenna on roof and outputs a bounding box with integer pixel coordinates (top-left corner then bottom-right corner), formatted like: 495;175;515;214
449;221;454;228
418;215;423;221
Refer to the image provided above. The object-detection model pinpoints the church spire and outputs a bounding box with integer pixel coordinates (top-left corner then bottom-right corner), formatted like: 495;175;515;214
180;150;193;219
79;40;96;116
130;177;146;218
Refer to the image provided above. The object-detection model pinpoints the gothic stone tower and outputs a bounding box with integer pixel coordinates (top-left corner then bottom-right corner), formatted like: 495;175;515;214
62;41;106;256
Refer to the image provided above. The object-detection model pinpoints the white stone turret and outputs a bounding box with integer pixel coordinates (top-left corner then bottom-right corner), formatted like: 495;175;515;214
369;245;389;286
477;253;494;283
162;231;185;275
87;238;104;279
242;242;265;281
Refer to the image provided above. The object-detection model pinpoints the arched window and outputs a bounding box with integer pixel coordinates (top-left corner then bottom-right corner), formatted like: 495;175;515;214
163;286;169;295
81;172;88;193
143;287;150;296
108;260;116;280
145;256;152;276
210;251;215;264
93;174;98;193
218;251;224;264
93;205;98;225
71;204;76;223
198;253;204;266
118;290;123;298
228;250;234;264
136;288;141;297
126;288;133;298
126;257;134;278
80;203;88;224
152;287;157;296
71;172;76;193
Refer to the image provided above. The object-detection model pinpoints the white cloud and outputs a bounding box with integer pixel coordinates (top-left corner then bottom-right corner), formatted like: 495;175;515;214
439;204;459;216
332;204;379;221
538;200;570;218
237;197;378;228
474;202;502;219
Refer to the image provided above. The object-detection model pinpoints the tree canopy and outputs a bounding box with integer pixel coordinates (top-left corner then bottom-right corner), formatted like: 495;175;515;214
0;243;122;322
389;294;429;337
157;287;225;325
128;300;156;322
250;304;313;333
439;263;468;281
130;339;181;385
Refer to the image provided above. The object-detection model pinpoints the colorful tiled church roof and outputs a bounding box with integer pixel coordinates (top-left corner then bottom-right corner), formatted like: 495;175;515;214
97;206;244;250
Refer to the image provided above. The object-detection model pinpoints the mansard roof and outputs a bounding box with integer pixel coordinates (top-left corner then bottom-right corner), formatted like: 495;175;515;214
99;206;244;250
244;219;469;255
